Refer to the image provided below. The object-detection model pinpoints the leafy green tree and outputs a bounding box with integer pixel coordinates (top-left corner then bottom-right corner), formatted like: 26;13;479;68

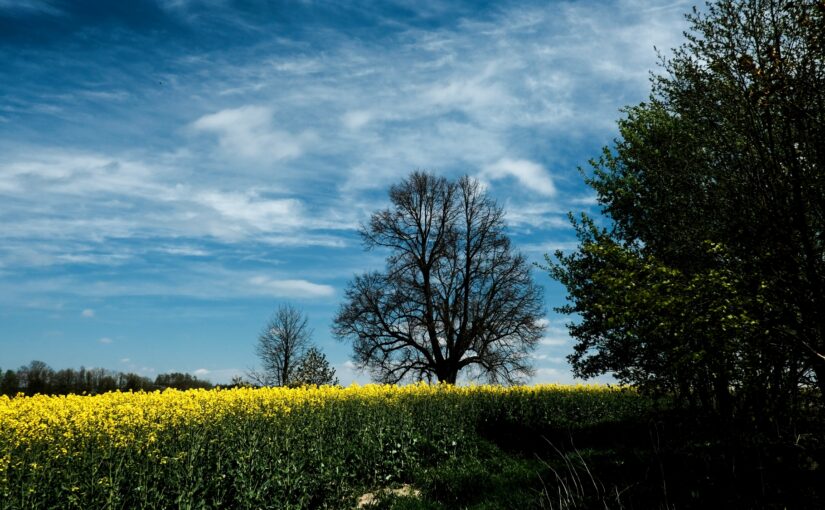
119;372;153;392
549;218;759;412
292;347;339;387
51;368;77;395
20;360;53;396
154;372;213;390
0;369;19;396
548;0;825;414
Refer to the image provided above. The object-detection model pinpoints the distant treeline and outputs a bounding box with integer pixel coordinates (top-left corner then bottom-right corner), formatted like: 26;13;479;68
0;360;215;396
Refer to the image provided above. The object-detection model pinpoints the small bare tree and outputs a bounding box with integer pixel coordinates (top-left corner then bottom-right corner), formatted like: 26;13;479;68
333;172;546;384
250;304;312;386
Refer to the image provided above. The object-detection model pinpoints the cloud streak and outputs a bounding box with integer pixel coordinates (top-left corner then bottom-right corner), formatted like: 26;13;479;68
247;276;335;299
482;158;556;196
192;106;315;162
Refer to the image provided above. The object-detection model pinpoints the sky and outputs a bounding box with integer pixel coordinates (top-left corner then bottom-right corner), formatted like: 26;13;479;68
0;0;692;385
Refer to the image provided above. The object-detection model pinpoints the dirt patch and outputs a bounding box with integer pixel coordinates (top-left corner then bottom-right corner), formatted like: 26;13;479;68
356;484;421;508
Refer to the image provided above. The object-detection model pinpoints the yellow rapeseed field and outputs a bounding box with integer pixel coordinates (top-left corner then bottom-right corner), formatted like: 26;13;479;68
0;383;642;509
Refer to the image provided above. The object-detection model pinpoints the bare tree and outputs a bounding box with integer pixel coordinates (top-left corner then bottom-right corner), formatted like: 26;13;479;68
250;304;312;386
333;172;545;384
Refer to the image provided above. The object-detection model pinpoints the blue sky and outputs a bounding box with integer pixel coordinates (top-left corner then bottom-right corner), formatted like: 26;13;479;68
0;0;690;384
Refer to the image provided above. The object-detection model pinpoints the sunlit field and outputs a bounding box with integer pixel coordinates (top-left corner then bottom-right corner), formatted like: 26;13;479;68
0;384;645;509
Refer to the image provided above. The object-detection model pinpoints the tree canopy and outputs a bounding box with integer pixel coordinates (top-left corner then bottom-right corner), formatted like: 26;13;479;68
1;360;213;396
291;347;339;387
547;0;825;418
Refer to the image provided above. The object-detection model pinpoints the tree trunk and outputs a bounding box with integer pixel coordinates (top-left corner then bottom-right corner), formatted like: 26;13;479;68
813;359;825;408
436;362;458;384
714;368;732;421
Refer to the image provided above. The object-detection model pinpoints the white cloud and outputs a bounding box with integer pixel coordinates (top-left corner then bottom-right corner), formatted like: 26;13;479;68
421;61;513;118
194;190;304;232
342;110;373;130
540;336;569;346
337;360;372;386
1;152;162;199
570;194;599;206
193;368;210;376
0;1;690;270
120;358;131;363
191;105;314;162
247;276;335;298
81;308;95;318
0;0;694;380
535;366;564;379
0;265;342;303
507;213;570;231
155;246;209;257
80;90;130;102
530;366;587;385
0;0;62;16
482;158;556;196
531;353;566;364
521;240;580;255
98;337;113;344
199;367;245;384
0;149;354;261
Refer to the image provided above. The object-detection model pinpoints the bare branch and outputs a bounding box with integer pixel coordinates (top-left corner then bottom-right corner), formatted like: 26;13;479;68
333;171;546;384
255;303;312;386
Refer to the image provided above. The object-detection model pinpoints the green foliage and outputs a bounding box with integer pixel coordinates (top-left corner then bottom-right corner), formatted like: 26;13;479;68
412;444;544;509
0;360;212;396
548;0;825;420
547;220;758;408
291;347;339;387
0;370;19;396
153;372;213;390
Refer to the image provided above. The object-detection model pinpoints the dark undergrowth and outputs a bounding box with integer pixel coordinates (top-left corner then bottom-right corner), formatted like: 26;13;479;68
372;406;825;509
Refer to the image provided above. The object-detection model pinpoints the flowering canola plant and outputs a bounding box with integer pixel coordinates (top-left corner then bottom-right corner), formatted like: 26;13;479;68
0;383;642;509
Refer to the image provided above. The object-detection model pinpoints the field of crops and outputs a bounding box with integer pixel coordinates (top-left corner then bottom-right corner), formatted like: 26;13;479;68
0;383;648;509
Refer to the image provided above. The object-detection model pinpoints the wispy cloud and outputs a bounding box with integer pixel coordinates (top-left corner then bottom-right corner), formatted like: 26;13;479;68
0;0;691;379
0;266;338;302
0;0;62;16
0;148;354;265
540;336;569;347
191;106;316;162
193;190;304;232
247;276;335;299
482;158;556;197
